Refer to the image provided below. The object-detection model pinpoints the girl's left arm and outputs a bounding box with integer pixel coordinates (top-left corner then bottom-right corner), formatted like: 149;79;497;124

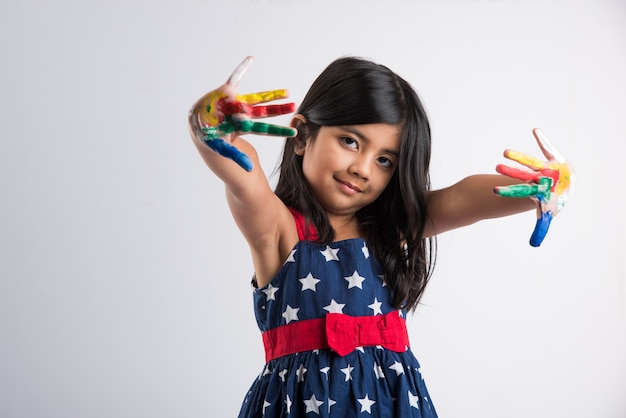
423;174;536;237
424;129;574;245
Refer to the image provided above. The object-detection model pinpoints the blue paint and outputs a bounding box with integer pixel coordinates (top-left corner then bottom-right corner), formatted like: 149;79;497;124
530;210;553;247
205;137;254;172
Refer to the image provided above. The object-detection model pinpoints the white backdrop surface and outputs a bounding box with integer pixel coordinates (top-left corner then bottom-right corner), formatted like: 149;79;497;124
1;0;625;417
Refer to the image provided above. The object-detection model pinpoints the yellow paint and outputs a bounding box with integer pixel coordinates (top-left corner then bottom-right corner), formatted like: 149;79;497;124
237;89;288;105
196;90;228;127
506;150;572;196
505;150;545;170
550;162;571;195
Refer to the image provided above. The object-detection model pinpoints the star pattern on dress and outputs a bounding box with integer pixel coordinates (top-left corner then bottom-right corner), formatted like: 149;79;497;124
262;284;279;301
299;273;321;292
408;390;420;409
285;248;297;263
328;398;336;413
340;364;354;381
323;299;345;314
282;305;300;324
378;274;387;287
262;400;271;414
358;394;376;414
344;271;366;289
296;364;307;382
361;243;370;259
373;363;385;379
247;236;435;417
389;361;405;376
320;245;340;262
304;394;324;414
285;394;293;413
368;297;383;315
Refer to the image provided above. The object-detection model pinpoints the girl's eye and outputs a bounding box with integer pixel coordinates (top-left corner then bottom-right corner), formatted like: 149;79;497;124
340;136;358;149
377;156;394;168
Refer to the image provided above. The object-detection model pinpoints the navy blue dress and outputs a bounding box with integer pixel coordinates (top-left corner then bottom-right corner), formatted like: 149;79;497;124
238;214;438;417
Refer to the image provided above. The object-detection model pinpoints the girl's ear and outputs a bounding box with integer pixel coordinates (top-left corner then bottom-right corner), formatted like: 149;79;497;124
290;114;307;129
291;114;308;156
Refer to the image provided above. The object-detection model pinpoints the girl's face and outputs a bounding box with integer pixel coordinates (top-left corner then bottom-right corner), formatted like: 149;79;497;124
298;123;401;218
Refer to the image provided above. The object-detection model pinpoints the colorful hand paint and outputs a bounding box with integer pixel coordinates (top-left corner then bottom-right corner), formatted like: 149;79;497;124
495;129;575;247
189;56;296;171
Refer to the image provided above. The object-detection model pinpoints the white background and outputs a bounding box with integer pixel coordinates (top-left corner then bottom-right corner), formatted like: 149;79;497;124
1;0;625;417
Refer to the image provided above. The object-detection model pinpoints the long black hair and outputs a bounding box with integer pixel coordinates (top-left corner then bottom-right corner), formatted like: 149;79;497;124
274;57;436;311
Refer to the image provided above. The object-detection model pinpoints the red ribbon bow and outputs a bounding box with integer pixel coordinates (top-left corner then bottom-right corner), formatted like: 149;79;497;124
262;310;410;362
325;311;409;356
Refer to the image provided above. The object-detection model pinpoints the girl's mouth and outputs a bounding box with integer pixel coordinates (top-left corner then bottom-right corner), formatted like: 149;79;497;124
336;178;362;194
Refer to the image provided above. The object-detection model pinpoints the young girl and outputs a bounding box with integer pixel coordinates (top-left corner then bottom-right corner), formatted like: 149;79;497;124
188;56;561;417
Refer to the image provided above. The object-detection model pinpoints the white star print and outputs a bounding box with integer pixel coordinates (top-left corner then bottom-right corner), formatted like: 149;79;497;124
282;305;300;324
358;394;376;413
304;394;324;414
279;369;288;382
356;346;365;353
299;273;321;291
408;390;420;409
285;394;292;413
320;245;340;261
263;366;272;376
389;361;405;376
344;271;366;289
378;274;387;287
368;297;383;315
323;299;345;314
340;364;354;381
328;398;336;413
296;364;307;382
262;400;271;414
262;284;279;301
320;366;330;378
361;242;370;259
285;249;296;263
373;363;385;379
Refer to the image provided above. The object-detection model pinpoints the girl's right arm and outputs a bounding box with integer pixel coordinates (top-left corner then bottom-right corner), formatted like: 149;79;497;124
188;58;300;286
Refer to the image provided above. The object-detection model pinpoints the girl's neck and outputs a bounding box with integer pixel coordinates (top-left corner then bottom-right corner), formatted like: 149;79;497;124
328;213;363;240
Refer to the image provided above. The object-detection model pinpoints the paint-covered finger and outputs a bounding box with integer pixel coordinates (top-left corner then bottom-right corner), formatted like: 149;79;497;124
496;164;541;183
205;138;254;171
503;149;546;171
237;120;297;137
533;128;565;163
251;103;296;118
226;56;254;87
494;183;541;198
238;89;290;105
529;210;553;247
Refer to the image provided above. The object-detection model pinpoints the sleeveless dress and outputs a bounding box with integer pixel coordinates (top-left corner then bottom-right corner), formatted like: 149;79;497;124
238;211;438;417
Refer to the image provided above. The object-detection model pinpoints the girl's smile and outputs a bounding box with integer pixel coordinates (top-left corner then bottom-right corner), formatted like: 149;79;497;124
335;177;362;195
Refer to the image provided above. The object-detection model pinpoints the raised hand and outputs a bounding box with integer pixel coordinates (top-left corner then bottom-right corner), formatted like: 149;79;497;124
494;128;575;247
188;56;297;171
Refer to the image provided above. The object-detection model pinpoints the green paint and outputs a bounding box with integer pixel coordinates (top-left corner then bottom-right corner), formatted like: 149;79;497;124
496;177;553;200
497;184;540;198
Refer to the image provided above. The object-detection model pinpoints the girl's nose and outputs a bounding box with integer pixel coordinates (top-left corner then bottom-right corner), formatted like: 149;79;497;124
349;156;371;180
